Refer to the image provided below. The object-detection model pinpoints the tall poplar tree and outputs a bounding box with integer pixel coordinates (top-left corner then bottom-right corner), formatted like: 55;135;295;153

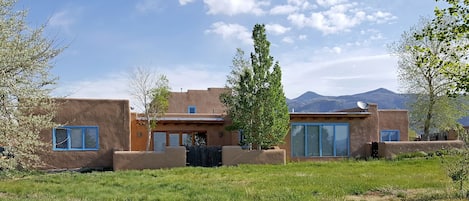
221;24;289;150
1;0;63;170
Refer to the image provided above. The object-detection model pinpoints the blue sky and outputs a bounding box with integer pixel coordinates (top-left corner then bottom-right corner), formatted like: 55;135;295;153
16;0;444;102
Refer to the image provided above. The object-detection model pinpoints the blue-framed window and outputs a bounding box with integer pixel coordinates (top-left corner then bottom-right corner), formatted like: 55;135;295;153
53;126;99;151
188;106;196;114
380;130;400;142
291;123;349;157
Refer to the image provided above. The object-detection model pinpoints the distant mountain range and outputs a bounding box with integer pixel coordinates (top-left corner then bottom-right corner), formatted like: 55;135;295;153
287;88;407;112
286;88;469;126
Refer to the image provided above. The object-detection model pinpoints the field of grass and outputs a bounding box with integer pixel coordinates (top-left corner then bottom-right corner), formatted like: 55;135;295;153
0;158;465;201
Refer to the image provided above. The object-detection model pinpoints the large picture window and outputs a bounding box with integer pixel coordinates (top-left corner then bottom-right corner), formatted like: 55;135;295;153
53;126;99;151
291;123;349;157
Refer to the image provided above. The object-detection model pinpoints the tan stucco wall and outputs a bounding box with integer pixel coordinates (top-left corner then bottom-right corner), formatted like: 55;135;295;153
222;146;286;166
168;88;228;113
377;140;465;158
39;99;130;169
378;110;409;141
113;147;186;170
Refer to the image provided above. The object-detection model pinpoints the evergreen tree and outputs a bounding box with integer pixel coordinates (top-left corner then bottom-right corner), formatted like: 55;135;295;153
221;24;289;150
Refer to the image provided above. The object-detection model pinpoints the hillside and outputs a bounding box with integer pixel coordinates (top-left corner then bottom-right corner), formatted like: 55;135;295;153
287;88;407;112
287;88;469;125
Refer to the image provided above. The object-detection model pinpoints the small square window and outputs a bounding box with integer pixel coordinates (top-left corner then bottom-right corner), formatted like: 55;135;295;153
188;106;196;114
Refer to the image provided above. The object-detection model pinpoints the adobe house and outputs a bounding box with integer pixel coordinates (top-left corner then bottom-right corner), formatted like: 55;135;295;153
39;88;412;170
39;98;130;170
130;88;409;160
130;88;238;151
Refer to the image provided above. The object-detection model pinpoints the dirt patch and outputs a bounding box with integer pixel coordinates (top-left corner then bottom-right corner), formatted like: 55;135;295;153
345;188;450;201
0;192;9;198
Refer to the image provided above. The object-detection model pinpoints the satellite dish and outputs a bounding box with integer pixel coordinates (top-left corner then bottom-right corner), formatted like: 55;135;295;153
357;101;368;110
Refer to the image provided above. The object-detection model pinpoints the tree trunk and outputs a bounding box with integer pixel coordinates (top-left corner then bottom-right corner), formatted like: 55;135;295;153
424;83;435;140
146;119;151;151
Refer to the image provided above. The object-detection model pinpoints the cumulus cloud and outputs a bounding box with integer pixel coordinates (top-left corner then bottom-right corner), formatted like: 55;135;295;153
288;0;314;10
265;24;291;35
366;11;397;24
270;0;314;15
205;22;252;45
316;0;347;7
287;1;396;34
203;0;268;15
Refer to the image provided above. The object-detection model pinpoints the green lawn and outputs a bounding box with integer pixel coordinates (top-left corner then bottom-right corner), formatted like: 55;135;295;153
0;158;464;201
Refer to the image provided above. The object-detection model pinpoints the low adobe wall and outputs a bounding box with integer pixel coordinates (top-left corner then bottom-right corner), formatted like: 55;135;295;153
222;146;286;166
113;147;186;170
372;141;465;159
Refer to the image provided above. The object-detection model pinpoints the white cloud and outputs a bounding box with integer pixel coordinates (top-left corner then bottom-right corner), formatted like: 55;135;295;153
360;29;384;41
316;0;347;7
332;46;341;54
265;24;291;35
298;34;307;40
287;2;396;35
321;46;343;54
289;0;315;10
49;9;80;35
179;0;195;5
203;0;268;15
53;66;227;110
270;0;315;15
282;37;294;44
270;5;297;15
205;22;252;45
136;0;161;13
282;53;398;98
161;66;226;94
367;11;397;24
50;11;74;28
54;73;130;100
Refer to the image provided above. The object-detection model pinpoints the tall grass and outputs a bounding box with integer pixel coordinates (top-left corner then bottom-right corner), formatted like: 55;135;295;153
0;158;456;200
